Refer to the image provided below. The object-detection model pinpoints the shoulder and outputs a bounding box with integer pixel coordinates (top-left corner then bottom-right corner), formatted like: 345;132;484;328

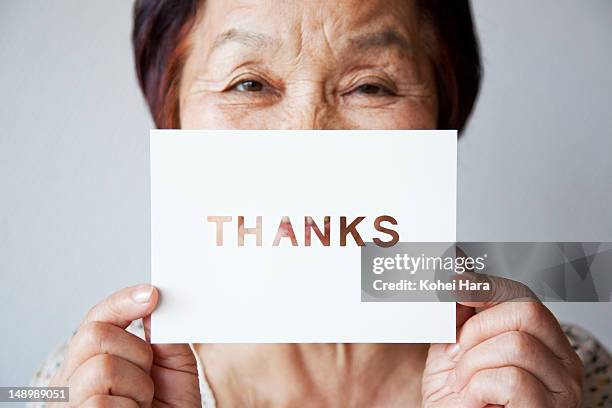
562;324;612;407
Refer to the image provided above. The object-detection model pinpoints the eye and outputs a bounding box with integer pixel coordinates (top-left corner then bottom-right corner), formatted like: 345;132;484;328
353;83;396;96
232;80;264;92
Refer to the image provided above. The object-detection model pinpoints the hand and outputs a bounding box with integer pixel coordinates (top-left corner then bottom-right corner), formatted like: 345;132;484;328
421;278;584;407
49;285;201;407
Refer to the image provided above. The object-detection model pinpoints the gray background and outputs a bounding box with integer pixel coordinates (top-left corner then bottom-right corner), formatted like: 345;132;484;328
1;0;611;388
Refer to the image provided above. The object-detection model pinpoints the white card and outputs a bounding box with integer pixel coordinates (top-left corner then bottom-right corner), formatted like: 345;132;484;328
150;130;457;343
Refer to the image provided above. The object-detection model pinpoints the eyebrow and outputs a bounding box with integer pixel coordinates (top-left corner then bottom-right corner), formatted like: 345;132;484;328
211;29;277;53
349;29;415;54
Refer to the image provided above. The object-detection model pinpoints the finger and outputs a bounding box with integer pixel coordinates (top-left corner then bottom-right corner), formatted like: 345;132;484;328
456;302;475;327
61;322;153;380
448;331;573;396
460;366;554;408
81;285;158;329
143;315;201;406
444;303;475;355
448;301;575;364
448;275;535;354
143;315;197;375
68;354;154;407
456;273;538;309
80;395;139;408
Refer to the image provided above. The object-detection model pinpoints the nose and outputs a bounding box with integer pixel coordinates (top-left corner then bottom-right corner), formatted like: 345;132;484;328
295;105;341;130
280;85;346;130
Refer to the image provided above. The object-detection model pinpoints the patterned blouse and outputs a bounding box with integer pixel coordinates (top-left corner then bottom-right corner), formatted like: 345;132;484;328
30;323;611;407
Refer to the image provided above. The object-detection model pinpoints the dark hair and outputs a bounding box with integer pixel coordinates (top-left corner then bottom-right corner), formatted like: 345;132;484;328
133;0;481;131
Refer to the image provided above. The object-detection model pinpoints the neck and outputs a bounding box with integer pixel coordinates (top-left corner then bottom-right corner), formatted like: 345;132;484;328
194;343;428;407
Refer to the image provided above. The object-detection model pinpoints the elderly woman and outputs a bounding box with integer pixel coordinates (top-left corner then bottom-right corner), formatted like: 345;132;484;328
33;0;612;407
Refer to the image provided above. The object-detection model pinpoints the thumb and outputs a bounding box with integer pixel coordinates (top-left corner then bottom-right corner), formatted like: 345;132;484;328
455;272;538;310
456;302;475;328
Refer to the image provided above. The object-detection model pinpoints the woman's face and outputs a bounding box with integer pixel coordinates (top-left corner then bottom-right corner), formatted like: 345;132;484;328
179;0;438;130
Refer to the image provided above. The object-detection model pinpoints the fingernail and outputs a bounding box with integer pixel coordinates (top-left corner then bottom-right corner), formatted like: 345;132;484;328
132;285;153;303
446;343;461;360
445;370;456;389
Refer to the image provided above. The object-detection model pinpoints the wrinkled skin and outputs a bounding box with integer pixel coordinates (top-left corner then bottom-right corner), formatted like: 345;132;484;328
179;0;438;130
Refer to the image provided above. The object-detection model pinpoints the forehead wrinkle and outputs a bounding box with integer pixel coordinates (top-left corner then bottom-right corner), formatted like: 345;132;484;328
210;28;279;53
348;28;415;54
